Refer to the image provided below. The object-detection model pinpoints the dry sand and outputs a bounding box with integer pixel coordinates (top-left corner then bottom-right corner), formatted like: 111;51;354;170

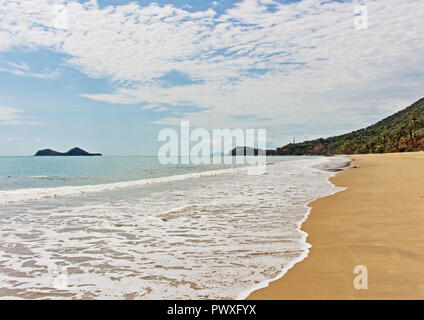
248;152;424;299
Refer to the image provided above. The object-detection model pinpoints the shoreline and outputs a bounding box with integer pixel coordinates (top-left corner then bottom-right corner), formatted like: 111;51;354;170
238;156;351;300
247;152;424;299
0;155;344;300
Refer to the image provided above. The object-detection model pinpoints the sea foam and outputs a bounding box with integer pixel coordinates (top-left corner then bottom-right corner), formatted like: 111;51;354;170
0;156;349;300
0;166;246;204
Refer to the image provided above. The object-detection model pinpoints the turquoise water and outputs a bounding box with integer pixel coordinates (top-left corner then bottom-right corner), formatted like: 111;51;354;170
0;156;243;191
0;155;313;191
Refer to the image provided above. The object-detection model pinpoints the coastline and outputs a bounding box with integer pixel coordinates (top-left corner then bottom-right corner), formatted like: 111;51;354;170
247;152;424;299
237;156;350;300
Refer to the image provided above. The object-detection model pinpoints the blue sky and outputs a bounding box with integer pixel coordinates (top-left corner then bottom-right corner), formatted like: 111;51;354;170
0;0;423;155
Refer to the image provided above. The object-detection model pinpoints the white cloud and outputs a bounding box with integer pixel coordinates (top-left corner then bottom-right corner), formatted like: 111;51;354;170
0;66;59;79
1;60;59;79
0;106;39;125
5;136;24;142
7;61;30;70
0;0;423;142
141;104;170;112
0;106;23;124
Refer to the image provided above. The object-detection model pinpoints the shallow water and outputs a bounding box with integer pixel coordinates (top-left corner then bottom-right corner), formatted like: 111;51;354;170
0;156;348;299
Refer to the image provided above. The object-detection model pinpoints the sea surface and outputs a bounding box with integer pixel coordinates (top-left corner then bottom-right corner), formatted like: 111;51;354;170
0;155;348;299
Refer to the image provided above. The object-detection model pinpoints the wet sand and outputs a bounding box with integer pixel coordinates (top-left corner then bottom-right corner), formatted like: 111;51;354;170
248;152;424;299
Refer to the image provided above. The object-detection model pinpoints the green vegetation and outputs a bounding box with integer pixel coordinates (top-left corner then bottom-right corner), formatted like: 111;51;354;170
270;97;424;155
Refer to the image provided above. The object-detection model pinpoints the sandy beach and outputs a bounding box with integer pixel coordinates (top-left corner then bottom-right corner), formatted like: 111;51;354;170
248;152;424;299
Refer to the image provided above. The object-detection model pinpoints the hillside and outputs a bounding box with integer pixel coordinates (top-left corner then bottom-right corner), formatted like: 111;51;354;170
34;147;102;156
268;98;424;155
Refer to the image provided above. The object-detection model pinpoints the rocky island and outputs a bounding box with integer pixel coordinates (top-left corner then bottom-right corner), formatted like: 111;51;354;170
34;147;102;156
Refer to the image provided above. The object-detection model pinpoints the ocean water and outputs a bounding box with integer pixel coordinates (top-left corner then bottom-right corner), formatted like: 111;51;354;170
0;156;348;299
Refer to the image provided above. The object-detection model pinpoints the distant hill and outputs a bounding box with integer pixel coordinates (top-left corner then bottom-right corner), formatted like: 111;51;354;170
230;146;266;156
231;98;424;156
34;147;102;156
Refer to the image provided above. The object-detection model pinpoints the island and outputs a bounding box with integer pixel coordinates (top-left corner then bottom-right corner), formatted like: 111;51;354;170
229;146;266;156
34;147;102;156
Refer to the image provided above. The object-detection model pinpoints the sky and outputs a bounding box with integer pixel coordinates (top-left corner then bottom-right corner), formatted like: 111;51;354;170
0;0;423;155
